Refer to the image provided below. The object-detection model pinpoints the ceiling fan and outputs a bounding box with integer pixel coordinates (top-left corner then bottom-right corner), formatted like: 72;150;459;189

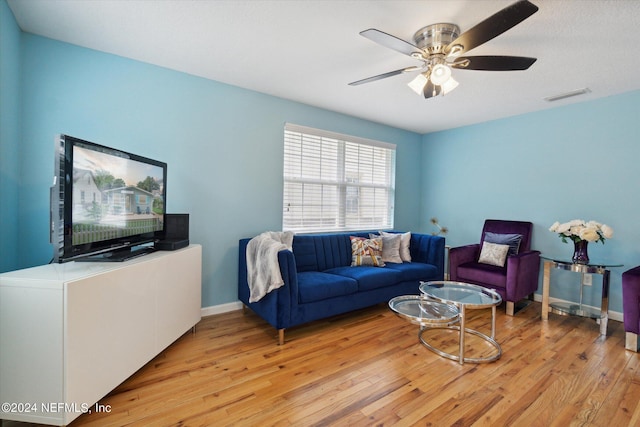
349;0;539;99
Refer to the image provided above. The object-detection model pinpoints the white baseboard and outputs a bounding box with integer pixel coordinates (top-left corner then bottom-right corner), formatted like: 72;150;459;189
201;301;243;317
532;293;622;323
200;296;623;323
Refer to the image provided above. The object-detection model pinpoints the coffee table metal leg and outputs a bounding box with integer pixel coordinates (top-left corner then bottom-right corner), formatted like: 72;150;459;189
491;305;496;339
542;261;551;320
419;325;501;364
458;305;465;365
601;270;610;336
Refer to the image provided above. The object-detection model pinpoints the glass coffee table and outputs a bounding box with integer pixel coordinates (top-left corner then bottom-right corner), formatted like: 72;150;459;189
389;295;459;328
419;281;502;364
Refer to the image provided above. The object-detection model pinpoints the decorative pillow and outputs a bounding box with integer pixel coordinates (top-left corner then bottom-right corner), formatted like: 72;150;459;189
478;242;509;267
350;236;385;267
483;232;523;256
381;231;411;262
370;233;402;263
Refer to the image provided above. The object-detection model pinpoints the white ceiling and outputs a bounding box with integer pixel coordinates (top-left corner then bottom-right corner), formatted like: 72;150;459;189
7;0;640;134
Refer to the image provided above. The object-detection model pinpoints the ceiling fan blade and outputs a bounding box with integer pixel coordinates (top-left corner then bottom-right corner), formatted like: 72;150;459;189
348;66;420;86
444;0;539;56
423;80;442;99
450;55;537;71
360;28;421;57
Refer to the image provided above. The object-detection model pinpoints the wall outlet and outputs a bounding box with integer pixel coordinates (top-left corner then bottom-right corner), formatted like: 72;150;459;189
582;273;593;286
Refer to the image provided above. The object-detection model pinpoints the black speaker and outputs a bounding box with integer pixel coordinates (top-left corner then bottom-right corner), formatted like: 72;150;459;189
156;213;189;250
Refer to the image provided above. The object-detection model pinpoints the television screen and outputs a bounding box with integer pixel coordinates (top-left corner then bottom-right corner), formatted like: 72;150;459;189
51;135;167;262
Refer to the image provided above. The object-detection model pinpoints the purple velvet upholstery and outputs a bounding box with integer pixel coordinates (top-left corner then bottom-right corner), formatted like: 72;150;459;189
449;219;541;313
622;266;640;335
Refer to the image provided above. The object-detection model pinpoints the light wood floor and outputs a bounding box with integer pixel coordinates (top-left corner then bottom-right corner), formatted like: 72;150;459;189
5;301;640;427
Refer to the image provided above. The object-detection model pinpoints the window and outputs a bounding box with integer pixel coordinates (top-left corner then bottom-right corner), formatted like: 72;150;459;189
283;123;396;233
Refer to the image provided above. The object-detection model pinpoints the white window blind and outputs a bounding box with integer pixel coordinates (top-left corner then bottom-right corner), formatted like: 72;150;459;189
283;123;396;233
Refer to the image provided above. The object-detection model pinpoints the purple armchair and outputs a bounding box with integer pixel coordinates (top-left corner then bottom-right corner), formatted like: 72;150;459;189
622;266;640;352
449;219;541;315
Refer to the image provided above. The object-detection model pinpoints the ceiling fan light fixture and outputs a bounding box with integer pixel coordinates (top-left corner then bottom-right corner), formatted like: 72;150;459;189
408;73;429;95
350;0;539;100
430;63;452;85
441;77;459;94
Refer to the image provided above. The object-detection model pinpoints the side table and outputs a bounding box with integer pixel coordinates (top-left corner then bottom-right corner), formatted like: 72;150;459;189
541;256;622;336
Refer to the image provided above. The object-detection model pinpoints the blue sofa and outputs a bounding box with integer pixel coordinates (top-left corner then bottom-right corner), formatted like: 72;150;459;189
238;231;445;344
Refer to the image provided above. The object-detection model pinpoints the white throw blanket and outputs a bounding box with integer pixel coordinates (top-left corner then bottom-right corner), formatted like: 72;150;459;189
246;231;294;302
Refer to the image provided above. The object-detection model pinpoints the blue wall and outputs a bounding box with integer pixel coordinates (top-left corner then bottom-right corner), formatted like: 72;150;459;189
4;1;639;313
422;90;640;313
0;0;21;272
2;7;423;307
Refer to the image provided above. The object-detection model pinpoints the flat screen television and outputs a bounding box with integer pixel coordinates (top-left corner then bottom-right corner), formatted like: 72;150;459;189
50;134;167;262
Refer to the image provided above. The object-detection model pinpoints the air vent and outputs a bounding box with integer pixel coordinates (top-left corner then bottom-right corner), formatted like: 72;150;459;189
544;88;591;102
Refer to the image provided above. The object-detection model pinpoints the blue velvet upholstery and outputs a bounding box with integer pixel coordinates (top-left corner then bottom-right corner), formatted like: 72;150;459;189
383;262;438;282
238;231;445;339
325;265;402;291
297;271;358;303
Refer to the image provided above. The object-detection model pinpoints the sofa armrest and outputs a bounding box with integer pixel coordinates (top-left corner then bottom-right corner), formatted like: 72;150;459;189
505;250;541;301
238;239;298;330
410;233;446;280
449;244;480;281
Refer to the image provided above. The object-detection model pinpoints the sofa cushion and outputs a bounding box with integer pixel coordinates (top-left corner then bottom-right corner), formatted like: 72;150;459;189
456;261;507;289
325;266;402;291
297;271;358;303
350;236;385;267
382;231;411;262
383;262;438;282
370;233;403;264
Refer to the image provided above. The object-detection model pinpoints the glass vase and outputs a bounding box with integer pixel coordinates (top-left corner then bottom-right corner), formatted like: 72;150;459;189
572;240;589;264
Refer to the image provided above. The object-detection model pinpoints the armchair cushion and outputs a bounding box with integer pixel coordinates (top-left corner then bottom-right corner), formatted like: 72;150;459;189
478;242;509;267
483;232;523;256
457;262;507;289
480;220;532;253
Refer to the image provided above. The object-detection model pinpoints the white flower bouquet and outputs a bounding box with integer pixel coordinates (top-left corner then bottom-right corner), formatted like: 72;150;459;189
549;219;614;244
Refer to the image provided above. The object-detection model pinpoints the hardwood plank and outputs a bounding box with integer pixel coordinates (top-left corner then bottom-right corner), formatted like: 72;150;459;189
6;301;638;427
589;351;640;427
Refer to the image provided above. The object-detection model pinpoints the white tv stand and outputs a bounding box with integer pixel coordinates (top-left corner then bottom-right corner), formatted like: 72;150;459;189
0;245;202;426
